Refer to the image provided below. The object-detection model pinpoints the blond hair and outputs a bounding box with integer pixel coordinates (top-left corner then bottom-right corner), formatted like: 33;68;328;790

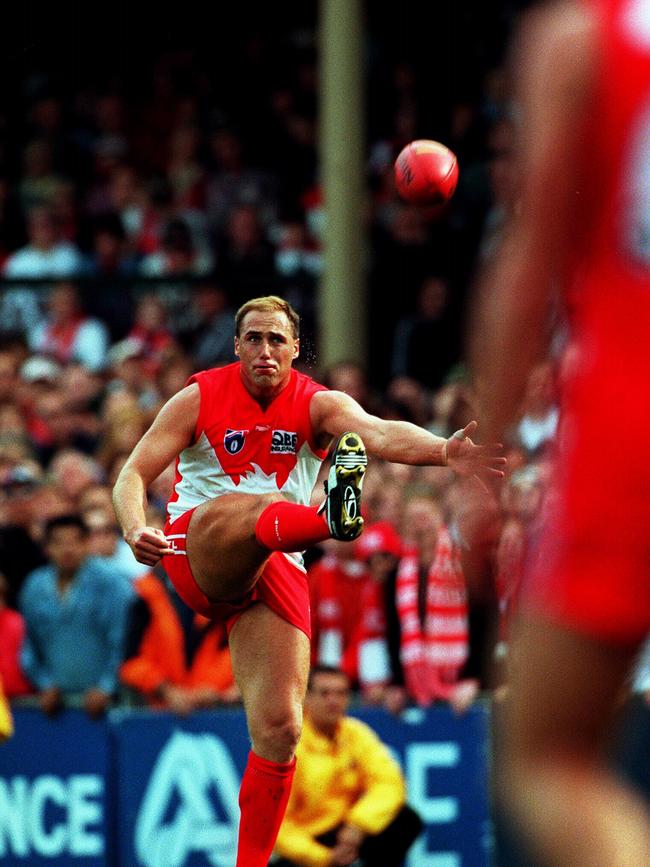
235;296;300;339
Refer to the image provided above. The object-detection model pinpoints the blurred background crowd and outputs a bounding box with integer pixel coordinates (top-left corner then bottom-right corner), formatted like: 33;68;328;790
3;0;640;731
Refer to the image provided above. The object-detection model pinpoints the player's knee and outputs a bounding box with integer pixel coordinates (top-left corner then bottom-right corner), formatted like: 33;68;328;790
251;709;302;761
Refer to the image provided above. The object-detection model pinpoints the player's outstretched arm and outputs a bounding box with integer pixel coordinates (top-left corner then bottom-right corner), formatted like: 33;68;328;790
112;383;200;565
311;390;505;480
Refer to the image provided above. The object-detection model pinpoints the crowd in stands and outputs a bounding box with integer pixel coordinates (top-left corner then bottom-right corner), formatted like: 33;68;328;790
0;314;562;718
0;4;598;719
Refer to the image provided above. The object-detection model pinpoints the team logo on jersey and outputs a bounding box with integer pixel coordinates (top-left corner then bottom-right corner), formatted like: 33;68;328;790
224;429;248;455
271;430;298;454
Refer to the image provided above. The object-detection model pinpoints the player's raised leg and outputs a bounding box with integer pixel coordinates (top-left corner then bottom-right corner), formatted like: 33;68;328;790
185;431;367;603
229;603;311;867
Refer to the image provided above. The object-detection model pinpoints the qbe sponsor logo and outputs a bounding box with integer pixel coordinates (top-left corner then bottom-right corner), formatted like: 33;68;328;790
271;430;298;454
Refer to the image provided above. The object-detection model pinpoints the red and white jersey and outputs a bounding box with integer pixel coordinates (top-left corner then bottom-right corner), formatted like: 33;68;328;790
167;363;329;525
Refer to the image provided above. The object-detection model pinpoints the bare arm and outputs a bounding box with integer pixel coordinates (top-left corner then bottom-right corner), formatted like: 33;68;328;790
471;2;595;442
311;390;505;480
112;383;200;564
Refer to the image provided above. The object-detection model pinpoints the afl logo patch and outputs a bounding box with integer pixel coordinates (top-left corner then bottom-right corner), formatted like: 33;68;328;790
224;429;247;455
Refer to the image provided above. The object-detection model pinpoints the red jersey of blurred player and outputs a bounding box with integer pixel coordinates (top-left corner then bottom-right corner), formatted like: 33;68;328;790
474;0;650;863
532;0;650;641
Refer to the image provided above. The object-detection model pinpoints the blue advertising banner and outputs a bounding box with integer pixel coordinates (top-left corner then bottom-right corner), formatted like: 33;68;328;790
351;705;492;867
0;708;111;867
112;707;251;867
1;703;491;866
112;703;491;867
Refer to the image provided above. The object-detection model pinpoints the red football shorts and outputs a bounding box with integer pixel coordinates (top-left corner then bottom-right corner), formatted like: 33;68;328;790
162;508;312;639
523;378;650;646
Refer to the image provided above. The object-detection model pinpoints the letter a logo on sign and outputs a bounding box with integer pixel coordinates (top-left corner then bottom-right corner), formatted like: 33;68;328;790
134;731;240;866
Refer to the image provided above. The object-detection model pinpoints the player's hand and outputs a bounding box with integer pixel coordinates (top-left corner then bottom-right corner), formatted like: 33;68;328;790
84;688;111;719
126;526;174;566
444;420;506;488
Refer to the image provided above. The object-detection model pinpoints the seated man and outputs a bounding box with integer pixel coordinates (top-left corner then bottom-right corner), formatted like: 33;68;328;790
274;665;422;867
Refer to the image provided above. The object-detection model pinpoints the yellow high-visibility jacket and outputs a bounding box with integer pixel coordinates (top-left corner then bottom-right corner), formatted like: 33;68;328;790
0;677;13;742
275;715;406;867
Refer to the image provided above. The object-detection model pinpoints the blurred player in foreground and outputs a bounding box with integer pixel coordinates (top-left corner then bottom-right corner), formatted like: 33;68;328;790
113;295;503;867
473;1;650;863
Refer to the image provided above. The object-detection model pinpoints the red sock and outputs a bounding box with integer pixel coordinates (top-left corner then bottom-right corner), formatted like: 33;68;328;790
254;500;330;552
236;751;296;866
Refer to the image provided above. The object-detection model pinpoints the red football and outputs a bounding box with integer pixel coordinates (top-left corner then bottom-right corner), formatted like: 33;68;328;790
394;140;459;205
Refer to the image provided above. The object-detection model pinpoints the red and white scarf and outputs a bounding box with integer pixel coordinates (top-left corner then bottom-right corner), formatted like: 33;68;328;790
396;527;469;705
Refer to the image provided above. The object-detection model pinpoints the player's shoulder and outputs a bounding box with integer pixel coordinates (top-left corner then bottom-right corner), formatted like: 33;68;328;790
190;361;240;387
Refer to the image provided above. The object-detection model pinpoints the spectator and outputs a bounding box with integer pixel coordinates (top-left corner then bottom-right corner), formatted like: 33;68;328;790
139;216;213;278
390;275;459;390
323;361;380;415
308;539;369;682
1;206;84;336
167;124;206;210
48;449;105;506
126;293;176;377
120;565;238;713
274;665;422;867
104;339;161;413
395;494;475;708
19;514;133;718
205;127;279;235
180;280;235;369
0;571;32;697
0;462;47;606
28;281;109;372
85;214;137;278
96;403;148;475
0;676;13;741
18;140;65;213
275;219;321;335
514;361;559;455
214;204;277;303
83;506;149;583
353;521;405;709
0;177;25;268
3;205;83;280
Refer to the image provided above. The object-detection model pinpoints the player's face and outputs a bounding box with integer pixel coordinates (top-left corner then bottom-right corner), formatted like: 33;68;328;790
235;309;299;396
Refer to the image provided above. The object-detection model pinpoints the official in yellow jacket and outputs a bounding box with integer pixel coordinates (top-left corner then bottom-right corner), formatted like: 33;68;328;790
274;665;422;867
0;676;14;742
